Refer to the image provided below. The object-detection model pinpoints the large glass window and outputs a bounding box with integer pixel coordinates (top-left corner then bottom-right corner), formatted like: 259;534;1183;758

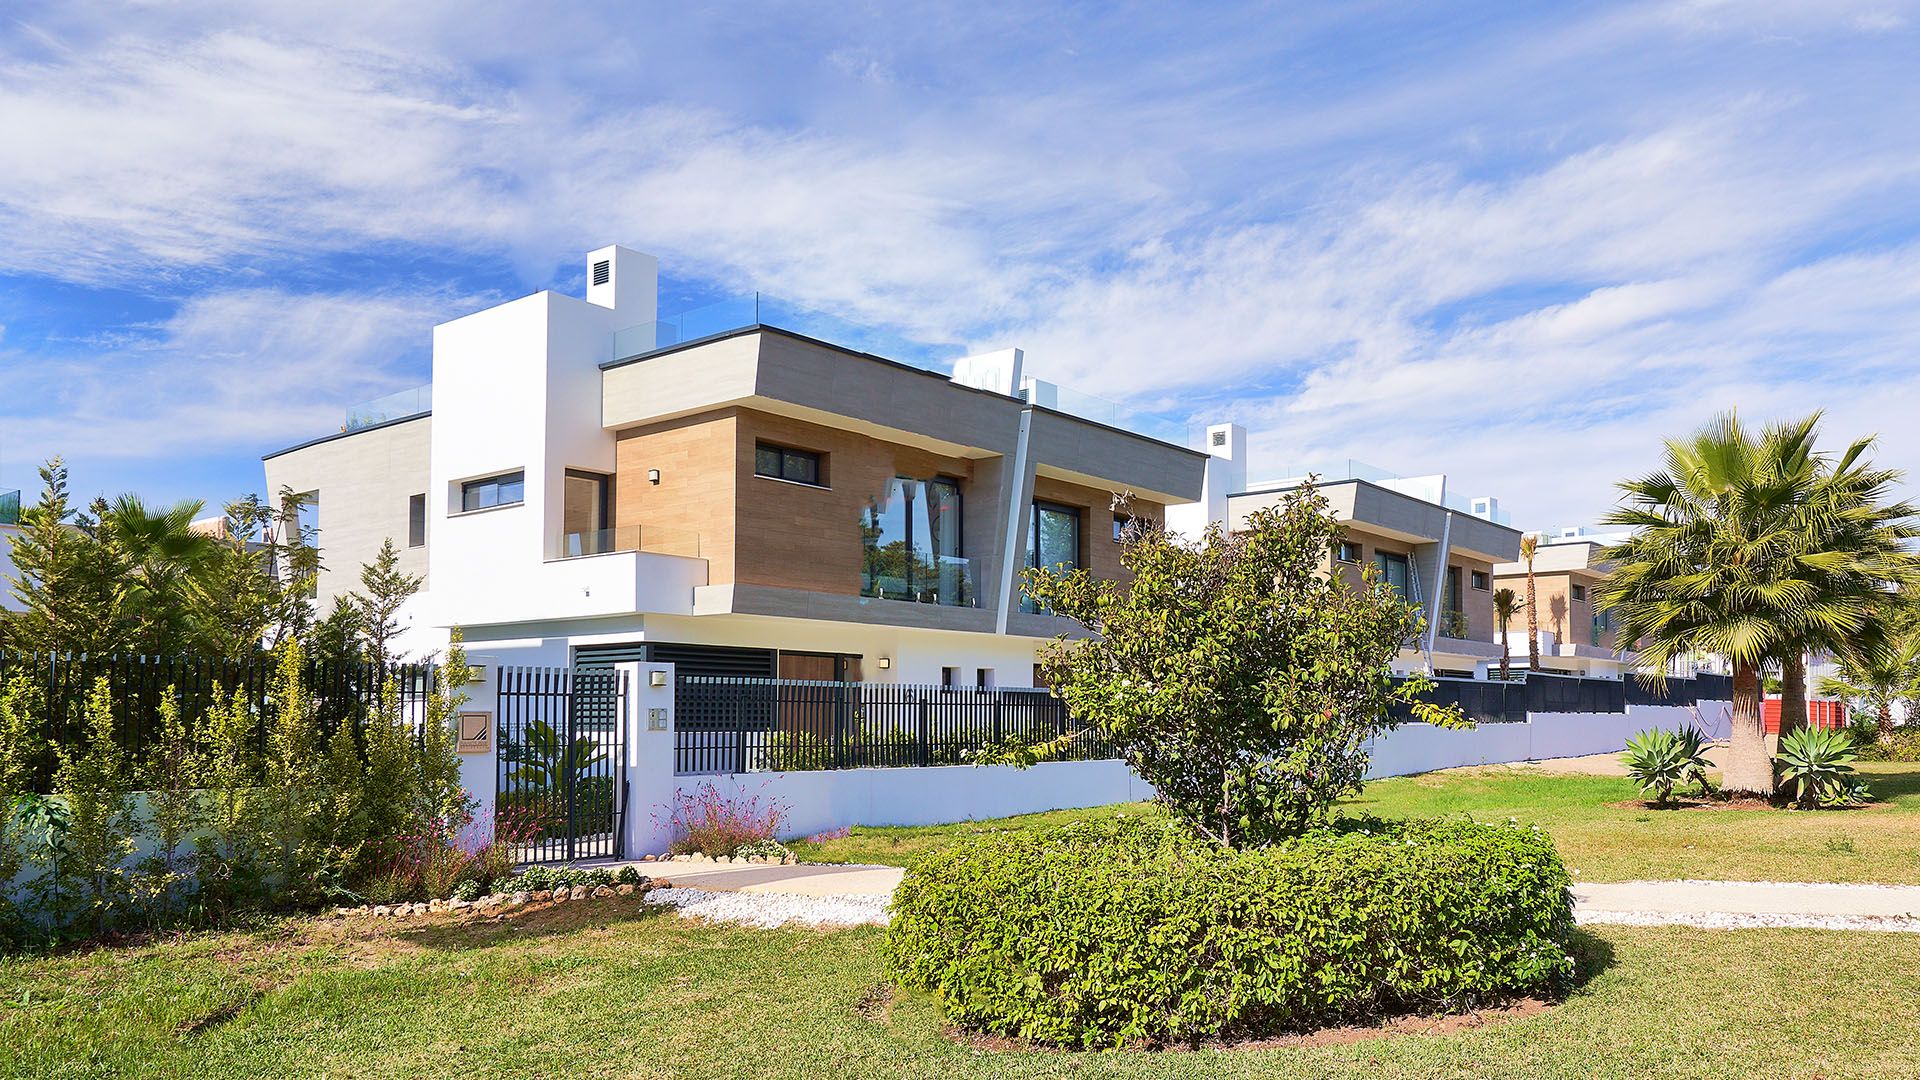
1022;502;1081;614
755;442;823;486
460;471;524;512
561;469;611;555
407;493;426;548
860;476;969;605
1374;551;1411;600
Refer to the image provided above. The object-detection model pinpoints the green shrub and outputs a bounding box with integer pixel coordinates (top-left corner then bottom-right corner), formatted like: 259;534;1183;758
502;865;617;894
883;817;1576;1048
1620;726;1713;803
1855;726;1920;762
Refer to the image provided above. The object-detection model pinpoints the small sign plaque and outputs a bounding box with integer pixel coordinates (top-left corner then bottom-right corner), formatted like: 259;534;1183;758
457;712;493;754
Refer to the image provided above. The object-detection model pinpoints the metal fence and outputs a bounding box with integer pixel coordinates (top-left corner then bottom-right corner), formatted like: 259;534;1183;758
1398;671;1735;725
674;676;1115;774
0;650;436;792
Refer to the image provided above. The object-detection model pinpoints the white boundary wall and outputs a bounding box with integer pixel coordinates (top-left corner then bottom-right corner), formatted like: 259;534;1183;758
1365;700;1733;778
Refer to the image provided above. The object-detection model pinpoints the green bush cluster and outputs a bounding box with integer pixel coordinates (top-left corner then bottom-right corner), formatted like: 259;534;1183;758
0;639;472;950
501;864;648;893
883;817;1577;1048
1854;725;1920;762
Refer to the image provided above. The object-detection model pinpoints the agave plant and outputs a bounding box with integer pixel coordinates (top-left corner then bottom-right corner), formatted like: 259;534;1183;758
1621;726;1712;805
1774;727;1867;808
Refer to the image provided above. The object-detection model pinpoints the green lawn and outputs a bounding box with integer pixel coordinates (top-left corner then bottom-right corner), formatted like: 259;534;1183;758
790;762;1920;884
4;905;1918;1079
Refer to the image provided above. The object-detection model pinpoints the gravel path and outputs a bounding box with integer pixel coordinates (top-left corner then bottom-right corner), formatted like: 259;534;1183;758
638;870;1920;934
645;887;891;928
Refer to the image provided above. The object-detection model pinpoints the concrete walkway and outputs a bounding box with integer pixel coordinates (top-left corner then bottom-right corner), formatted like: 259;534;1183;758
633;863;1920;932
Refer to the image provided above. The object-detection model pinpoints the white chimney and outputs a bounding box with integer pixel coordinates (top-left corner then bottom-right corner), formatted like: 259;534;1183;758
584;245;659;320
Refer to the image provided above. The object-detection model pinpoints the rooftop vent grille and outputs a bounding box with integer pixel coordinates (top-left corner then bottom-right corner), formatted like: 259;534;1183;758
1211;430;1227;447
591;260;611;286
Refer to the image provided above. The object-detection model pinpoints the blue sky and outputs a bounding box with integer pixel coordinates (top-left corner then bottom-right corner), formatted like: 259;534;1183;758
4;1;1920;529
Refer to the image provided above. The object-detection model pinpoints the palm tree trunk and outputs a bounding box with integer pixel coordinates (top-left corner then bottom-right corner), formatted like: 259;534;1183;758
1722;662;1775;797
1525;567;1540;672
1778;652;1807;746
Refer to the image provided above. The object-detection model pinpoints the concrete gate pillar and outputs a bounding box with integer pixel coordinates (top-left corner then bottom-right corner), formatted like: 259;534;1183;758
617;661;678;857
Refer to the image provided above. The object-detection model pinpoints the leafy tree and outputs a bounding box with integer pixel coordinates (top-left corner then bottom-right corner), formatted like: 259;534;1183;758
351;538;424;667
1492;586;1521;680
5;459;135;655
185;490;321;660
1598;412;1919;796
51;679;140;935
1021;488;1464;847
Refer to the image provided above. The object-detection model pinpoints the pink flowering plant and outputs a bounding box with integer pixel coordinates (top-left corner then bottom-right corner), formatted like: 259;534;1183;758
658;781;789;856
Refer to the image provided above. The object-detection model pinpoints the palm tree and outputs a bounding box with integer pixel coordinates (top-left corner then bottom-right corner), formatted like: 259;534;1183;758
1770;440;1920;740
1492;587;1521;680
1518;534;1542;673
99;494;219;653
1596;412;1918;796
1818;628;1920;738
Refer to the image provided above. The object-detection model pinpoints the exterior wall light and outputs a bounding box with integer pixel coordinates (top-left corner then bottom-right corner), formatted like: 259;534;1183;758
649;670;668;688
648;469;661;485
878;656;891;670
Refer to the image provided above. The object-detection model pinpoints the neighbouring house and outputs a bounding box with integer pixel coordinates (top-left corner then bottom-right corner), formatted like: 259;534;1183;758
261;244;1207;686
1177;459;1524;677
1492;531;1638;680
0;488;23;617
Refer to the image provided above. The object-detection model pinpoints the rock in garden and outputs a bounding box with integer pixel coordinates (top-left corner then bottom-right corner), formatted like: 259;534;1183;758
592;885;615;899
449;899;470;912
511;891;531;906
782;855;796;865
551;889;569;905
372;905;392;917
616;884;635;896
570;885;590;901
641;854;656;862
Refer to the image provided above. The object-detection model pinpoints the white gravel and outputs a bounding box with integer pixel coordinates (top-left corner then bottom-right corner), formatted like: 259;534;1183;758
644;887;891;929
1577;910;1920;933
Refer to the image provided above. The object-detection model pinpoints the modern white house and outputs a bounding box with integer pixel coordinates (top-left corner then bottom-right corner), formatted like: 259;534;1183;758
0;489;23;616
261;245;1208;687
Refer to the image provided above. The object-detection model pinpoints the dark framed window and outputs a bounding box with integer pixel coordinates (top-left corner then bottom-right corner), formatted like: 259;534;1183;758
1471;569;1489;590
755;442;823;486
1374;551;1411;600
408;493;427;548
1031;502;1081;571
1336;540;1362;563
1572;583;1588;603
460;471;524;512
861;475;967;605
1113;513;1128;543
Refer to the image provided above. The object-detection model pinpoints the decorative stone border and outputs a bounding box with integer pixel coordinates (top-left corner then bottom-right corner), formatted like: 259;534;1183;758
331;878;675;919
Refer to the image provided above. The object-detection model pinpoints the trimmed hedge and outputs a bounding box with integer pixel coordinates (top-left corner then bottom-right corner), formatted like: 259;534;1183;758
882;816;1577;1048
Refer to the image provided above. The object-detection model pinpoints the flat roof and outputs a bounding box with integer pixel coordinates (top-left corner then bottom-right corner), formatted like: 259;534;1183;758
603;322;1205;459
1232;476;1525;537
261;410;430;461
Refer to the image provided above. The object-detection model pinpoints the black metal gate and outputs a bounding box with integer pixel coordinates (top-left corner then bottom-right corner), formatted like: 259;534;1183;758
497;666;627;863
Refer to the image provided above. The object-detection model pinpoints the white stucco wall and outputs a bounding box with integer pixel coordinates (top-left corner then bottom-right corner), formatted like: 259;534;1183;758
0;525;23;613
1365;700;1734;778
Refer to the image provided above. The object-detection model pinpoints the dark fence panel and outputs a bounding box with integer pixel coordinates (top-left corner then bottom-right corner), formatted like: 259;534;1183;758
674;677;1114;775
497;666;626;863
1398;670;1729;724
0;650;435;792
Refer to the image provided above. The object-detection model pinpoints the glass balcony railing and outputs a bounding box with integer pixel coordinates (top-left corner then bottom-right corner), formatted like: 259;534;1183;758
1436;610;1472;640
0;489;20;527
556;525;704;560
345;385;431;431
611;292;966;370
861;553;977;608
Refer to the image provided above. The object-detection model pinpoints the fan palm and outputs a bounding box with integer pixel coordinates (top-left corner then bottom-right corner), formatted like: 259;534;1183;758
1817;628;1920;737
99;494;220;653
1596;411;1919;796
1492;587;1521;680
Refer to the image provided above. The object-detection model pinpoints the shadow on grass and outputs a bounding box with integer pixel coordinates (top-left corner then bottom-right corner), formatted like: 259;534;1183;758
392;899;677;952
1566;926;1617;992
1863;766;1920;803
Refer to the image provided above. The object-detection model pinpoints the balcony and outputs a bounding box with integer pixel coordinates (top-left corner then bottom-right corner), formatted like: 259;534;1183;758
1436;609;1472;640
557;524;704;560
0;489;19;526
